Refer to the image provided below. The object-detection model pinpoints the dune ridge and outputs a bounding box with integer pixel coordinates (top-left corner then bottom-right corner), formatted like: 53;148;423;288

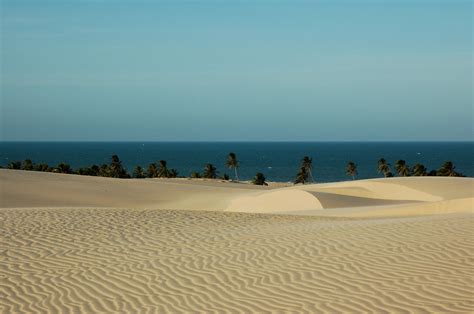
228;177;473;217
2;170;472;218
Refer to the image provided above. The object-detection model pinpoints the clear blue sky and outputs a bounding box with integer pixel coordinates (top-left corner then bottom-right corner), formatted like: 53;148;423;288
1;0;472;141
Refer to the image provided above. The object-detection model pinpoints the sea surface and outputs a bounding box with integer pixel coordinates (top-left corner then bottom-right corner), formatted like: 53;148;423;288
0;142;472;183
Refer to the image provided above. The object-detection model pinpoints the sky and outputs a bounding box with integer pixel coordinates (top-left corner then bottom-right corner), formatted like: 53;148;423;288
1;0;472;141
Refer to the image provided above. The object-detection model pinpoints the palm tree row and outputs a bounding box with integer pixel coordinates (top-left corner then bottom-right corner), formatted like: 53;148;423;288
5;155;130;178
377;158;463;178
4;154;465;183
143;160;178;178
294;156;464;184
4;154;236;181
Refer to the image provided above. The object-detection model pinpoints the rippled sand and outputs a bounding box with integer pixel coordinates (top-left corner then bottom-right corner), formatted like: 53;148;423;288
1;208;473;313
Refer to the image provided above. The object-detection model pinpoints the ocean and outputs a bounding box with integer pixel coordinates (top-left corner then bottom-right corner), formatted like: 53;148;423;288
0;142;472;183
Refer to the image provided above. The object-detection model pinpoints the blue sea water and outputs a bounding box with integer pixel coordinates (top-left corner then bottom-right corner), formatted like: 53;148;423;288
0;142;472;183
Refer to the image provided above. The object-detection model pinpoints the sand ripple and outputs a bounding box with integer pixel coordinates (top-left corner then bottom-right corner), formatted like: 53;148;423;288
1;208;473;313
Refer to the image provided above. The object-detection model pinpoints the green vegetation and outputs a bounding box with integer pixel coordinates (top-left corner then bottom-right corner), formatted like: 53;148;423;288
294;166;309;184
157;160;170;178
190;171;202;178
147;163;158;178
346;161;358;180
395;160;410;177
109;155;129;178
437;161;463;177
226;152;239;181
377;158;391;177
2;155;466;182
412;163;428;176
294;156;313;184
55;162;73;174
76;166;98;176
203;164;218;179
252;172;268;186
34;163;50;172
301;156;314;182
7;161;21;169
22;159;34;171
133;165;146;178
145;160;178;178
168;169;179;178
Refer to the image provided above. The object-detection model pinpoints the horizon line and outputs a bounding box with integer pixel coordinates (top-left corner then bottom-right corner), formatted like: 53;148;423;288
1;140;473;143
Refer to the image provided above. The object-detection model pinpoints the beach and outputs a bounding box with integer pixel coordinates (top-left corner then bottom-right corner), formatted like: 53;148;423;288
1;169;473;313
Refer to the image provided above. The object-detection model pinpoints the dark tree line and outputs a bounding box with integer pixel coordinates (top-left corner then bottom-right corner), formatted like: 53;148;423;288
293;156;464;184
4;153;465;185
6;155;132;178
377;158;463;178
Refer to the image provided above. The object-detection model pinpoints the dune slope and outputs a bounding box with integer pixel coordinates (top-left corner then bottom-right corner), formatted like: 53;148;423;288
2;170;472;218
0;169;261;211
228;177;474;217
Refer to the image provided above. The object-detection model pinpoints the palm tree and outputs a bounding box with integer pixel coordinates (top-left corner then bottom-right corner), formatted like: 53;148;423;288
346;161;357;180
168;169;179;178
412;163;428;176
7;161;21;170
157;160;170;178
109;155;128;178
252;172;268;186
203;163;218;179
428;169;438;176
99;164;110;177
147;163;158;178
294;166;309;184
34;163;50;172
190;171;202;178
22;159;34;171
377;158;391;177
301;156;314;182
76;167;90;176
226;153;239;181
437;161;462;177
133;165;146;178
90;165;100;176
395;160;410;177
56;162;72;174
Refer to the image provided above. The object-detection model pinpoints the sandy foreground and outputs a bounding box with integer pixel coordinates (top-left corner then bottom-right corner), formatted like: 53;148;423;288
1;169;473;313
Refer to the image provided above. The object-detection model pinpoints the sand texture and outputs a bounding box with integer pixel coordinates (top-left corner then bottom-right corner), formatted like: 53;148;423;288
1;169;473;313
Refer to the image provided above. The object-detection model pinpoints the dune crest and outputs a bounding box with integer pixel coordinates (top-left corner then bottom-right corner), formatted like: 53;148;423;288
3;170;471;218
226;177;473;217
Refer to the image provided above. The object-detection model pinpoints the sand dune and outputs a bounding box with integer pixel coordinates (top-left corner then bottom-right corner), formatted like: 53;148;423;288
0;169;264;211
1;209;473;313
226;189;324;213
2;170;472;217
1;170;473;313
228;177;473;217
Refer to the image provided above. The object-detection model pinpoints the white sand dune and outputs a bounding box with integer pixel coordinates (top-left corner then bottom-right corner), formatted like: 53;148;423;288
228;177;473;217
0;169;264;211
2;169;472;217
1;169;473;313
